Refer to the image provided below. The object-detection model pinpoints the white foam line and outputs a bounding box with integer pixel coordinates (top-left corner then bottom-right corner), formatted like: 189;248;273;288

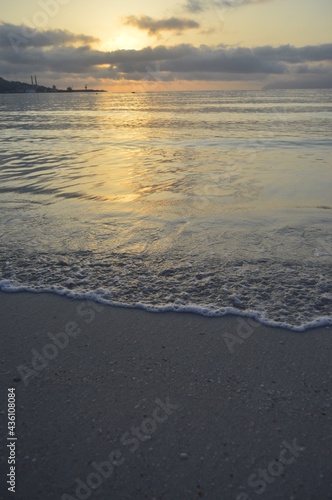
1;280;331;332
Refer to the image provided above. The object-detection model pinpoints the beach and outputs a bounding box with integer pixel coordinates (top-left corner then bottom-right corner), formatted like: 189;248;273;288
1;291;331;499
1;4;332;498
0;0;332;495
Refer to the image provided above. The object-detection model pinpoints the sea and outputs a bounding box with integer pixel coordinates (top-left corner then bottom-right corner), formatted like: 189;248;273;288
0;90;331;331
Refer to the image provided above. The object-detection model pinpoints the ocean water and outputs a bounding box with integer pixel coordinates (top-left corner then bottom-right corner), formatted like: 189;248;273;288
0;89;332;330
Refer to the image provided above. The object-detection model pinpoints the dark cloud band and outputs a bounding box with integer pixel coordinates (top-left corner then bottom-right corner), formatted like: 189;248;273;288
0;22;331;88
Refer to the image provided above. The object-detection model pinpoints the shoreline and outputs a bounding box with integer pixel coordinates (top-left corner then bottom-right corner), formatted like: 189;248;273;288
1;286;330;333
0;291;331;499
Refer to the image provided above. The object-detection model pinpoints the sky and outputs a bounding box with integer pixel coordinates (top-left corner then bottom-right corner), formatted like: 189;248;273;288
0;0;332;91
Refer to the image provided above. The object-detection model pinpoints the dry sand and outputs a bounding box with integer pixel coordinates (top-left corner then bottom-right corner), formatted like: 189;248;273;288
0;291;331;499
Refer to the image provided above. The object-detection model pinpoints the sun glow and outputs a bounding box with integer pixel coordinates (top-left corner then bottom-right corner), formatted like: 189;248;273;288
101;30;148;52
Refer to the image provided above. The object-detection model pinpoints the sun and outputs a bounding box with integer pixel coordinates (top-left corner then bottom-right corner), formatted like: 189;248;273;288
101;31;148;51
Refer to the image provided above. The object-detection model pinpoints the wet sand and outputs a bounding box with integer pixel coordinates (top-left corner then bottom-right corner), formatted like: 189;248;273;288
0;291;331;499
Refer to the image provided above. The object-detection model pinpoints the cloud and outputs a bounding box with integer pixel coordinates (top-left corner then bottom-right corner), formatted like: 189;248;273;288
114;44;287;75
263;73;332;89
124;16;200;35
184;0;205;13
250;44;332;63
183;0;272;13
217;0;270;7
0;23;331;88
0;22;99;49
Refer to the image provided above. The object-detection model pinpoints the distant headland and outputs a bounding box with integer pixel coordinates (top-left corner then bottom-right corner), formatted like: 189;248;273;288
0;76;106;94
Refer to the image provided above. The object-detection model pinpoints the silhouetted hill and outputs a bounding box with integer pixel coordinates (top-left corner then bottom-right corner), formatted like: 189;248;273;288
0;76;51;93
